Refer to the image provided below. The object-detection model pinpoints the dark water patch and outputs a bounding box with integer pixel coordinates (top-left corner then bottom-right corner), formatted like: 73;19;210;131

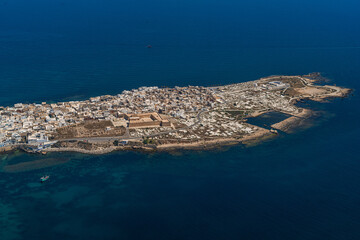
295;99;321;109
0;201;22;240
0;152;87;173
3;151;45;165
246;111;292;129
285;110;327;134
2;157;70;173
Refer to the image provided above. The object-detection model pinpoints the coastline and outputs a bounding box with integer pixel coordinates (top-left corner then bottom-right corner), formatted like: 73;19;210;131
0;98;346;156
43;146;119;155
0;74;352;157
40;127;274;154
271;108;313;133
0;102;347;156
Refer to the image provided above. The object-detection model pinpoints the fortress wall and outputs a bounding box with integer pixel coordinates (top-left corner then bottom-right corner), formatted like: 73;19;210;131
161;120;171;127
129;121;161;128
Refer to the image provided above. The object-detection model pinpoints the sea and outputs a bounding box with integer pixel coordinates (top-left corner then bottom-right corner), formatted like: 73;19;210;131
1;0;360;239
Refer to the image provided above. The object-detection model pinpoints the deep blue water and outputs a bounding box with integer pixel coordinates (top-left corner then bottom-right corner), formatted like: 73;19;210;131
1;0;360;239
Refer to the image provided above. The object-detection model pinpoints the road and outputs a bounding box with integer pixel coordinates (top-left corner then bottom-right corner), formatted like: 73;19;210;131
58;110;208;143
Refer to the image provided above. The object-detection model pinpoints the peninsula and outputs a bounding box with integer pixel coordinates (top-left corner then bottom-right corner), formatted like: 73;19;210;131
0;73;351;154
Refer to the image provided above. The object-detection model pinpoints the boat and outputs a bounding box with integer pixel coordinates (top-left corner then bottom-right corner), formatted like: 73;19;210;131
40;175;50;183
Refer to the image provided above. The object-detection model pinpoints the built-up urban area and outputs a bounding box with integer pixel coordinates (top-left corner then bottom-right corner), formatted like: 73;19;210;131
0;74;350;153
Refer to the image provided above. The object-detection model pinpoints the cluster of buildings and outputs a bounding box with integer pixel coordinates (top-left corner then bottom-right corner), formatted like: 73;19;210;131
255;81;290;91
118;86;217;118
0;78;296;148
215;80;296;113
124;112;171;128
0;85;219;147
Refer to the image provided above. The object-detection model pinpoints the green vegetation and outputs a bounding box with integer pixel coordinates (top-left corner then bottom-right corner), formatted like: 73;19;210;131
143;137;156;145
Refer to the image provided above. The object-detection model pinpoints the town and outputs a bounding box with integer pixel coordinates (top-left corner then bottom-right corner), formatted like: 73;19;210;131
0;74;350;153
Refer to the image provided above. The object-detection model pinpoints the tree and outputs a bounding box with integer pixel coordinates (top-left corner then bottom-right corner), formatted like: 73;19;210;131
143;137;156;145
143;138;149;144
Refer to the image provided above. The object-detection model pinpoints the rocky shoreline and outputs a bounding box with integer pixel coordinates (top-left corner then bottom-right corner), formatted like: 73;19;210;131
271;108;313;133
41;126;276;154
0;74;352;156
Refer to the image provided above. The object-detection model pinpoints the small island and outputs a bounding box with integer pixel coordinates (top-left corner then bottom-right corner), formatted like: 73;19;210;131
0;73;351;154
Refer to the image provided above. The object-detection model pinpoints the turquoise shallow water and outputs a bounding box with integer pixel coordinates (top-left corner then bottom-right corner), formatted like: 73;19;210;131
1;0;360;239
1;96;359;240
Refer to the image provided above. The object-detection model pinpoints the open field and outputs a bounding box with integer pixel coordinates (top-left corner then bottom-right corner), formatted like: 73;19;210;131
53;120;126;139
